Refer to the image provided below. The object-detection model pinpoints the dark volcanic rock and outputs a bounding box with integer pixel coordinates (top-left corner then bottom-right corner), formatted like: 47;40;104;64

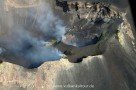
54;1;123;63
56;1;122;47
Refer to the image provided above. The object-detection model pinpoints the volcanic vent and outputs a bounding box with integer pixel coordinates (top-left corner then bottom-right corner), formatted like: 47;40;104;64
55;0;123;63
0;0;124;68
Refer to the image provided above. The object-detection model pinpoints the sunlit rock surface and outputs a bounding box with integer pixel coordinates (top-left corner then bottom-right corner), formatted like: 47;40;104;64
0;0;136;90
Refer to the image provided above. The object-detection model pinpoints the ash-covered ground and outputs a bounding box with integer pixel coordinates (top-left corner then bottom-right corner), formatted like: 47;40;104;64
0;0;136;90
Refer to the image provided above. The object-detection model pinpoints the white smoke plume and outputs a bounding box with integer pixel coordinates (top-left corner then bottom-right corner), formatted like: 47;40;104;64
0;0;66;68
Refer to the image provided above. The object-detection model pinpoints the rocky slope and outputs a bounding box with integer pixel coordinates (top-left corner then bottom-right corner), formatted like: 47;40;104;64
0;0;136;90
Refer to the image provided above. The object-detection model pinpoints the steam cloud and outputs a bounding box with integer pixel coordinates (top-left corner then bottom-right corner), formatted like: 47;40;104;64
0;0;65;68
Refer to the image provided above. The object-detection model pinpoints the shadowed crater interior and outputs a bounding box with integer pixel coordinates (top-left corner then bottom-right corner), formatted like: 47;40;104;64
0;0;124;68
